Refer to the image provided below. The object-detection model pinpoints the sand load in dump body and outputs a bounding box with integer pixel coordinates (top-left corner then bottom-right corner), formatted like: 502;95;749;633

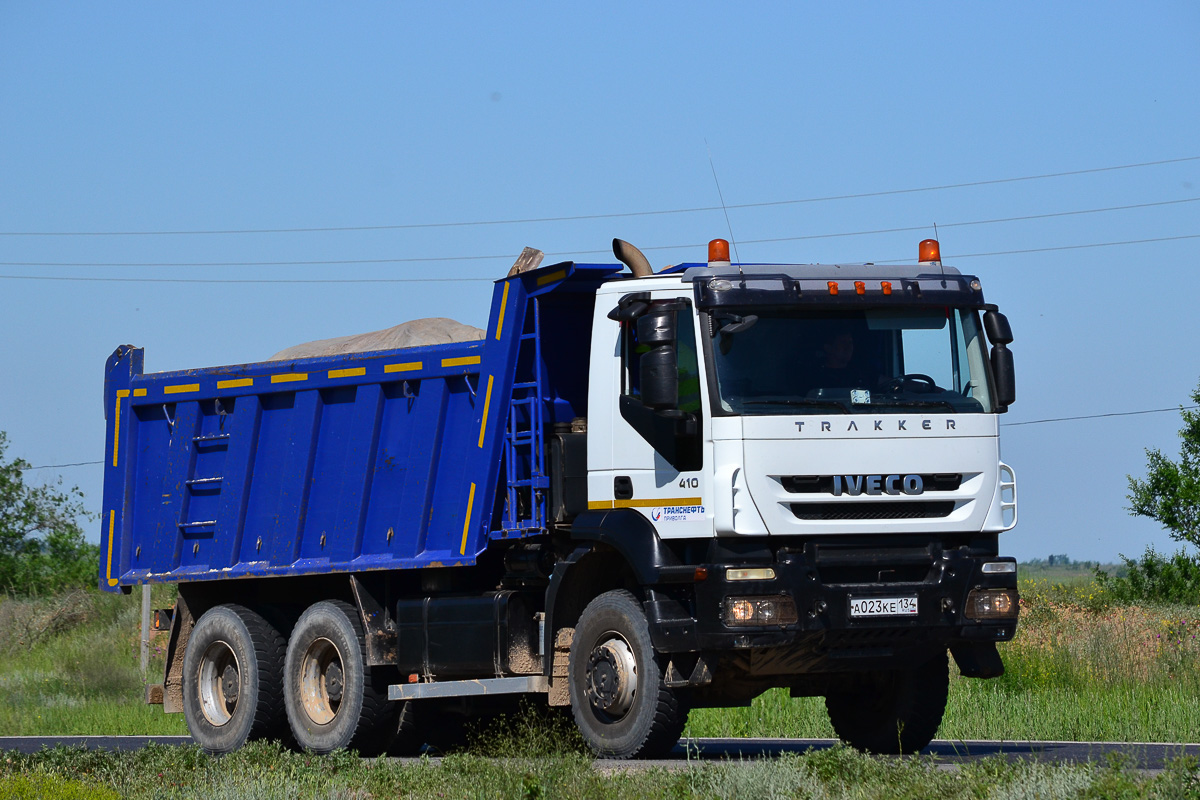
100;261;621;589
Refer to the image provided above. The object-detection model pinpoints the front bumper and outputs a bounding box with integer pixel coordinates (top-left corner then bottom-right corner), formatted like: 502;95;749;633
645;542;1018;673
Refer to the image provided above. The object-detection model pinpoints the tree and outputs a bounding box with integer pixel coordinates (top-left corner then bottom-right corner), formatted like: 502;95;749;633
1126;382;1200;550
0;431;97;595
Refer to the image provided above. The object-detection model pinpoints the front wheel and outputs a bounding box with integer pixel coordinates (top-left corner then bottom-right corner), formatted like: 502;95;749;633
568;590;687;758
283;599;397;755
182;604;287;754
824;649;949;754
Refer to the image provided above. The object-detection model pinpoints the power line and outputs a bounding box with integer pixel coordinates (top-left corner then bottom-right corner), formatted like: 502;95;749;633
1;198;1196;270
1;232;1195;284
28;405;1199;470
24;460;103;471
1;155;1196;237
1002;406;1199;427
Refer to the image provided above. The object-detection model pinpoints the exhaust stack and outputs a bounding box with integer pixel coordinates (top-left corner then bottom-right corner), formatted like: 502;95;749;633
612;238;654;278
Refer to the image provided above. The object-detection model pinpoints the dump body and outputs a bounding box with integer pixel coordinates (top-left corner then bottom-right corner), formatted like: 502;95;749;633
100;262;619;590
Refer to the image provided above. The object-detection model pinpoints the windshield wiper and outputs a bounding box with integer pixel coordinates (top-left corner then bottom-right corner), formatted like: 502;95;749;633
739;398;850;413
868;399;959;412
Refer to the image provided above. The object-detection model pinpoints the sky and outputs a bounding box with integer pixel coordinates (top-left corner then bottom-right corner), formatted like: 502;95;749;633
1;3;1197;563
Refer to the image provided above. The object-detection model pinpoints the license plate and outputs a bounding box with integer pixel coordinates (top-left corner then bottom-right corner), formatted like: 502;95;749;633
849;596;918;617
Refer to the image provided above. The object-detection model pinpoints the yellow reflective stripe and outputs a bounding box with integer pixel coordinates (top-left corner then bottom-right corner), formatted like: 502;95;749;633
442;356;481;368
271;373;308;384
587;497;704;510
106;510;118;586
384;361;422;373
133;388;147;397
495;282;510;341
478;376;494;448
536;269;567;286
460;483;476;555
165;383;200;394
113;391;129;467
217;378;253;389
328;367;366;379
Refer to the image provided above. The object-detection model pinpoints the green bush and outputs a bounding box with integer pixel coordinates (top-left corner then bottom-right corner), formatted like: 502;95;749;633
0;773;120;800
0;432;97;596
1095;547;1200;605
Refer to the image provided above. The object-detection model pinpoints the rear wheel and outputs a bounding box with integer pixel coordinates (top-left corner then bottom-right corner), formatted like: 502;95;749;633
568;590;687;758
824;649;949;754
284;599;397;755
182;604;287;754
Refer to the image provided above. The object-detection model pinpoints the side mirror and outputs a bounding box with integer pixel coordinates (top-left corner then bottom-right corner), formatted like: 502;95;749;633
638;308;678;409
991;345;1015;410
983;310;1013;345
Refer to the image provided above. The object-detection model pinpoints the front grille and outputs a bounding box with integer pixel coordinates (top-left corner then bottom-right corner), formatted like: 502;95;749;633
790;501;955;521
781;474;963;494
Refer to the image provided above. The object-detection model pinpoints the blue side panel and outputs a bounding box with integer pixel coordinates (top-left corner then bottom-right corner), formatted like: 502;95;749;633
99;261;623;589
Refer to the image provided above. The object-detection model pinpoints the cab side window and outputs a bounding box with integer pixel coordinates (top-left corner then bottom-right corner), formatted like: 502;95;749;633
618;303;702;471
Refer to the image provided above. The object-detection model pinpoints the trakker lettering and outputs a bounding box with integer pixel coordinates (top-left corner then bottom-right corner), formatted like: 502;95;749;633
795;419;957;433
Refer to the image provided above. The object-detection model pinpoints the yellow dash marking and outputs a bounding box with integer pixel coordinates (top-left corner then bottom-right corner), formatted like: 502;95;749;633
106;510;118;586
328;367;366;379
165;383;200;394
113;391;129;467
478;375;494;448
442;356;481;368
133;388;147;397
460;483;477;555
271;373;308;384
217;378;253;389
495;282;510;341
614;497;703;509
384;361;422;373
536;269;567;286
588;500;615;510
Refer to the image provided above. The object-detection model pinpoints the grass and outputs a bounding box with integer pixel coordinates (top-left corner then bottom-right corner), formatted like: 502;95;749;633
2;567;1198;744
1;739;1198;799
0;585;186;736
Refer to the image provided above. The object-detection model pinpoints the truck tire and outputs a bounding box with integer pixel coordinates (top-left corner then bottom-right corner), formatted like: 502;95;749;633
182;604;287;754
283;599;397;755
568;590;687;758
824;649;949;755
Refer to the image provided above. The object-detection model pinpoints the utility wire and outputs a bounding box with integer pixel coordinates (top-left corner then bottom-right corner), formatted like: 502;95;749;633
1002;406;1199;427
27;406;1200;470
24;460;103;470
1;232;1195;283
1;155;1196;237
1;198;1196;270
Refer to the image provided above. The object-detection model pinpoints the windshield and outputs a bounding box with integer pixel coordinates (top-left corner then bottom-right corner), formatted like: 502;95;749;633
708;307;994;414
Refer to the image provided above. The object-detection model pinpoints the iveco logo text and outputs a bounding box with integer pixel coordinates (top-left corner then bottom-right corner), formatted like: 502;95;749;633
832;475;924;496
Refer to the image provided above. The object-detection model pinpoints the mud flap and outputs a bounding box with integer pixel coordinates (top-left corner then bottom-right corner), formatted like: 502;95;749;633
950;642;1005;678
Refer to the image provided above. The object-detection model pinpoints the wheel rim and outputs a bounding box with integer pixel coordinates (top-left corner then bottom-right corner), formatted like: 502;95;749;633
198;641;240;727
585;632;638;720
298;636;344;725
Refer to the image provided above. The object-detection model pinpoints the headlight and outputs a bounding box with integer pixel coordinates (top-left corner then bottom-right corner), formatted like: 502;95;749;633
726;567;776;581
964;588;1019;619
723;595;798;627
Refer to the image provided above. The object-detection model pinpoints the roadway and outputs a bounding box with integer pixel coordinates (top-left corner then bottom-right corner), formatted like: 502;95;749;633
1;736;1198;770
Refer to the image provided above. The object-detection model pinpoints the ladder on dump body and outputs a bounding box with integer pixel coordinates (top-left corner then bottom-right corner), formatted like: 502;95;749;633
500;296;548;535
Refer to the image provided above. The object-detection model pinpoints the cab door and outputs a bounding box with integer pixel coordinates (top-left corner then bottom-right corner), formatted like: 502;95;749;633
587;291;712;539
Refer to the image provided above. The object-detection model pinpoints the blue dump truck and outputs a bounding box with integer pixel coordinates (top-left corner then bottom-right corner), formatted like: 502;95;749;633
101;237;1020;758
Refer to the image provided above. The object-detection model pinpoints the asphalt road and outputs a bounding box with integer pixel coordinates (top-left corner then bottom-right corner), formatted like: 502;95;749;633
2;736;1198;770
